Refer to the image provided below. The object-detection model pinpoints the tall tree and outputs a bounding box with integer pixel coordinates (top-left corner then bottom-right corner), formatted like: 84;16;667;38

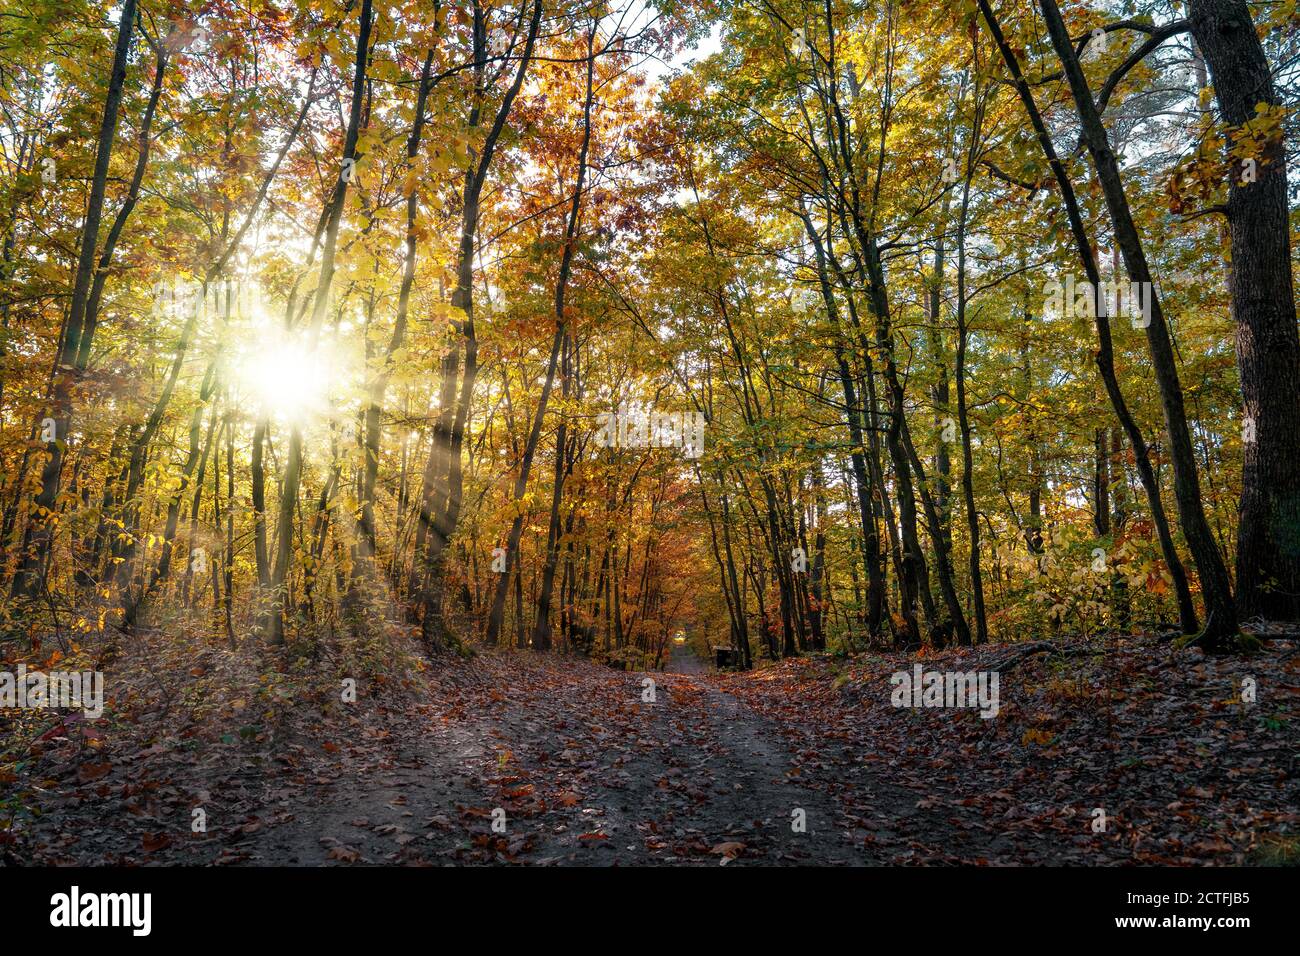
1186;0;1300;621
11;0;138;600
1038;0;1237;648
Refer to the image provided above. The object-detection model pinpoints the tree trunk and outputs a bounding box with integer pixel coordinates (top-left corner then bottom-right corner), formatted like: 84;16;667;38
418;0;543;647
954;131;988;645
977;0;1200;634
356;51;433;589
533;23;596;651
11;0;137;599
1187;0;1300;621
1039;0;1237;648
267;0;373;643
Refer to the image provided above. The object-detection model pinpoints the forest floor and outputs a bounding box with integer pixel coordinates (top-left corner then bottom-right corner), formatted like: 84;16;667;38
4;630;1298;866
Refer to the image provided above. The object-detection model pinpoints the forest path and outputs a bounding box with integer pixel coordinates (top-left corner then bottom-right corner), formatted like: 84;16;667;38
664;641;708;675
18;637;1289;865
236;653;896;865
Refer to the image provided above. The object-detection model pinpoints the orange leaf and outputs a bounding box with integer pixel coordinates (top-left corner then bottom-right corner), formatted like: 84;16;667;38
711;841;745;863
78;761;112;782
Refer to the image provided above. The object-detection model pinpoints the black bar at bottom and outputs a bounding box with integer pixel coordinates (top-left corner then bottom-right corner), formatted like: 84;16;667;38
2;865;1279;943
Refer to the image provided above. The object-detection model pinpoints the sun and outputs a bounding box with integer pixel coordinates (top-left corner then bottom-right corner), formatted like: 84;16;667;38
234;331;337;425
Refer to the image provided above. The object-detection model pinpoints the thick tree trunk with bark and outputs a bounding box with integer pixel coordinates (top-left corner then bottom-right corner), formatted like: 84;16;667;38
1187;0;1300;621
